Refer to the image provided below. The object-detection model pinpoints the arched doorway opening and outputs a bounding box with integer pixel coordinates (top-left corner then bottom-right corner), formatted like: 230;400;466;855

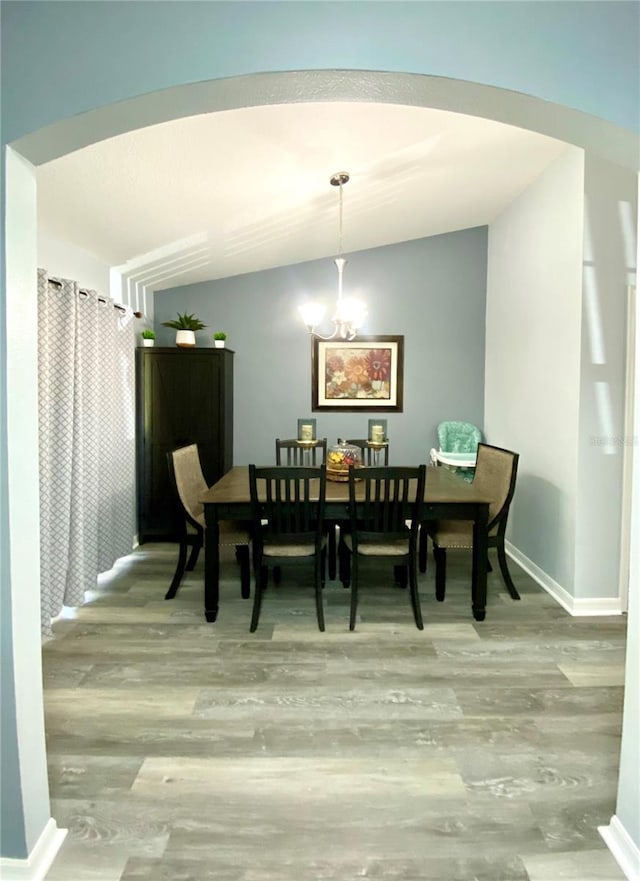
4;68;638;873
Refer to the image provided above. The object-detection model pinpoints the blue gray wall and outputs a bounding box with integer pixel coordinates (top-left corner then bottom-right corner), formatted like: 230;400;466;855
154;229;488;465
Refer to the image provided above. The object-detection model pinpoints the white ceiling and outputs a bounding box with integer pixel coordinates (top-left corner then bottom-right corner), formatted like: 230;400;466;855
36;102;568;292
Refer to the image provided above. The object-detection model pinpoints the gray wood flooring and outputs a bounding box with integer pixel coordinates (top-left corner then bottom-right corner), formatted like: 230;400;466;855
43;541;628;880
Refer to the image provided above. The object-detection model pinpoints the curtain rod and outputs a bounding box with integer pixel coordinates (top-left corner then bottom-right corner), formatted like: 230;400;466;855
47;277;143;318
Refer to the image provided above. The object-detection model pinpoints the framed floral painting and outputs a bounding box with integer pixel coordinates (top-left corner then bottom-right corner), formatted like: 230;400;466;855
311;335;404;411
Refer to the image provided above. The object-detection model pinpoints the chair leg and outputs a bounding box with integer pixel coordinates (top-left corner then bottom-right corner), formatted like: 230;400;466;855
315;557;326;632
165;539;188;599
328;523;337;581
497;542;521;600
394;564;408;588
236;545;251;599
250;565;267;632
349;554;358;631
408;557;424;630
339;540;351;588
186;538;201;571
419;525;428;573
434;546;447;602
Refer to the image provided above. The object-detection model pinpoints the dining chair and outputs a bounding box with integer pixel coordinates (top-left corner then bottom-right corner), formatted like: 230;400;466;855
329;438;389;580
275;438;330;582
421;442;520;602
166;444;251;600
340;465;426;631
248;464;327;632
345;438;390;465
275;437;327;465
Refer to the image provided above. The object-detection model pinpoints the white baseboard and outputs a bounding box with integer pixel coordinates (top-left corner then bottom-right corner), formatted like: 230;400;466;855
505;541;624;616
599;815;640;881
0;818;67;880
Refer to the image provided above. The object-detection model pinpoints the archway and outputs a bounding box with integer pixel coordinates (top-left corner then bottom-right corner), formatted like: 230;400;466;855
4;68;638;874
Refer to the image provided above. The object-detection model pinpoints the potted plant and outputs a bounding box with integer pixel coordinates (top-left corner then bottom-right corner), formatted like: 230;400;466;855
213;331;227;349
140;329;156;347
161;312;206;348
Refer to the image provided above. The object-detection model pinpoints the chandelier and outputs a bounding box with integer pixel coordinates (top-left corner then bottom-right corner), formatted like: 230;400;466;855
299;172;367;340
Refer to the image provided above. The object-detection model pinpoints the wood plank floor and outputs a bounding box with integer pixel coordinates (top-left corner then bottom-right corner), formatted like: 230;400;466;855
43;541;628;880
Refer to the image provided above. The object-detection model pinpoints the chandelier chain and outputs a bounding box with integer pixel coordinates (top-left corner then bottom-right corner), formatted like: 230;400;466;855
299;170;365;341
338;180;344;258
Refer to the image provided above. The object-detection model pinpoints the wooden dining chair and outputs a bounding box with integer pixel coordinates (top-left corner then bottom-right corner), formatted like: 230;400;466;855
166;444;251;600
345;439;390;465
275;437;327;465
421;442;520;602
274;439;330;582
248;464;327;632
340;465;426;630
329;438;390;581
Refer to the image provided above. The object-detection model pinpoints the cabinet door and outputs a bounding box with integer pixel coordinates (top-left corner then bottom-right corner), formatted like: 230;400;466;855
137;350;231;541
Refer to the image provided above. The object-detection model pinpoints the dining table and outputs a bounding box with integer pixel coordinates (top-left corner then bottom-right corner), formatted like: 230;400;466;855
201;464;492;624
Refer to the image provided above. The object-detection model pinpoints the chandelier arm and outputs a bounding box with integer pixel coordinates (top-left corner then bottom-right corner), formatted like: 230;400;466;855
308;327;339;341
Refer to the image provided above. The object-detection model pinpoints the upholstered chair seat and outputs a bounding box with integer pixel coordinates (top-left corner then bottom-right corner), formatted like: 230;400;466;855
263;537;327;558
342;534;409;555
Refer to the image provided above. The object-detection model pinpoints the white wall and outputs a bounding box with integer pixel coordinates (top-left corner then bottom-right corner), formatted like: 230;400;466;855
38;232;111;295
600;181;640;877
610;196;640;855
485;148;585;597
38;232;153;333
575;156;638;602
2;149;55;856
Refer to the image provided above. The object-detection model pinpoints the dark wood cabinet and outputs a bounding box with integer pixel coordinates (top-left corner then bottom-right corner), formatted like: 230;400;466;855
136;347;234;542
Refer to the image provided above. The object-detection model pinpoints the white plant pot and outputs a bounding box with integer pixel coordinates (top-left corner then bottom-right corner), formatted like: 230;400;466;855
214;340;225;348
176;330;196;348
142;338;155;347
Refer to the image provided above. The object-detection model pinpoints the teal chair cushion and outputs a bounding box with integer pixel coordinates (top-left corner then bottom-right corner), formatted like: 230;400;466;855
437;421;482;455
436;421;482;482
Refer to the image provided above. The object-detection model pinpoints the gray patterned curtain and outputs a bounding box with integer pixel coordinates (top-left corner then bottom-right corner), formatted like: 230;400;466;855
37;269;136;636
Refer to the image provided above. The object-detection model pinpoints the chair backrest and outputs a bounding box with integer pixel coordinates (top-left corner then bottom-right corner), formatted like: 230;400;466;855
348;465;426;546
345;439;390;466
249;464;327;546
437;421;482;454
167;444;208;527
472;443;519;531
275;438;327;466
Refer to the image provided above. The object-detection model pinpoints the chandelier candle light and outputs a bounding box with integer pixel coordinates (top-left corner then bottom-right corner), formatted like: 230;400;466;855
299;172;367;340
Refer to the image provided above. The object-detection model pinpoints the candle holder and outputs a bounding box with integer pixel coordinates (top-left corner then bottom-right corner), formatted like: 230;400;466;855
297;418;317;444
368;419;387;445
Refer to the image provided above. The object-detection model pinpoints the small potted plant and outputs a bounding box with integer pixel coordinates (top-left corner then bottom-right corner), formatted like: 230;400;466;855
161;312;206;348
140;329;156;347
213;331;227;349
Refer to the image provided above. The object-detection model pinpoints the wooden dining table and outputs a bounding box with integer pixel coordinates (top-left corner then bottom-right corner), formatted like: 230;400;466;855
201;465;492;624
